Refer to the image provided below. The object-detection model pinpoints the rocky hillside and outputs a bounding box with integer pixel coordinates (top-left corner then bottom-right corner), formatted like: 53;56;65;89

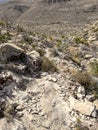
0;0;98;33
0;21;98;130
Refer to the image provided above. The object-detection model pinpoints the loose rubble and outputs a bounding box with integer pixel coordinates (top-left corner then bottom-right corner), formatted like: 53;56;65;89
0;22;98;130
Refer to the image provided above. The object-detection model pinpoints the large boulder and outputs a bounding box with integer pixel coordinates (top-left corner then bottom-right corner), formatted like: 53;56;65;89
0;43;24;62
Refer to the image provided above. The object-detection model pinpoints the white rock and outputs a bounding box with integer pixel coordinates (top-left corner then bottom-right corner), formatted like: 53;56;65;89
27;50;40;60
77;86;85;99
48;76;57;82
85;54;93;59
0;118;26;130
69;96;97;117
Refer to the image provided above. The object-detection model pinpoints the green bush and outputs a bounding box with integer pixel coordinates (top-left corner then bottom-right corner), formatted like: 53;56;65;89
0;32;11;43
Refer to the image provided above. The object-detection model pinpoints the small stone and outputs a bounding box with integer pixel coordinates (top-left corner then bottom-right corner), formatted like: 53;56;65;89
70;96;97;117
48;77;57;82
28;109;32;113
85;54;93;59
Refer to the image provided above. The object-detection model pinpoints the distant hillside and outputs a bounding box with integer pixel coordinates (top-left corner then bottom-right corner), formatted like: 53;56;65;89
0;0;98;33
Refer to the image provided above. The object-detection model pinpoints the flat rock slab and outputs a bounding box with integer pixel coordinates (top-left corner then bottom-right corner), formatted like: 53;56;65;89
70;96;97;117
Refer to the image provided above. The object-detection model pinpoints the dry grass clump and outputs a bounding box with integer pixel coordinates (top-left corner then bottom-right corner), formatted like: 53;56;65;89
74;118;89;130
17;25;26;33
41;57;57;72
90;60;98;77
0;32;11;43
75;125;89;130
71;55;81;66
22;34;33;44
73;71;97;95
0;20;5;27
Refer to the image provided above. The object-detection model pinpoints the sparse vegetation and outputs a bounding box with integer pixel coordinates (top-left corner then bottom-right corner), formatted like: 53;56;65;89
74;36;88;45
75;125;89;130
71;55;81;66
17;25;26;33
73;71;98;96
0;32;11;43
94;28;98;32
22;34;33;44
74;118;89;130
56;39;62;48
41;56;57;72
0;20;5;27
90;60;98;76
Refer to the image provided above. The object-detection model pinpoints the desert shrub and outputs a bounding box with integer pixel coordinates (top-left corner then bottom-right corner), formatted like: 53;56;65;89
22;34;33;44
41;57;57;72
90;60;98;76
74;36;88;45
71;55;81;66
73;71;97;95
93;27;98;32
0;20;5;27
75;125;89;130
17;25;26;33
0;32;11;43
56;39;62;48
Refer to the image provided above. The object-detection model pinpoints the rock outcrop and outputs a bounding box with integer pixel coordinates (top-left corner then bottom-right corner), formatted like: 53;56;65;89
0;43;24;62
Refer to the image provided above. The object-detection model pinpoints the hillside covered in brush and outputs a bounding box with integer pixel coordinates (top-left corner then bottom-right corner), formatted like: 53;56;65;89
0;0;98;33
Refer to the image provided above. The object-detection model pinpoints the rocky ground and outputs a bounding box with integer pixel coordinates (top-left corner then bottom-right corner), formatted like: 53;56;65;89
0;21;98;130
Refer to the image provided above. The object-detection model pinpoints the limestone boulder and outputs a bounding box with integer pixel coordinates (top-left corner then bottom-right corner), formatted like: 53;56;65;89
0;43;24;62
69;96;97;117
